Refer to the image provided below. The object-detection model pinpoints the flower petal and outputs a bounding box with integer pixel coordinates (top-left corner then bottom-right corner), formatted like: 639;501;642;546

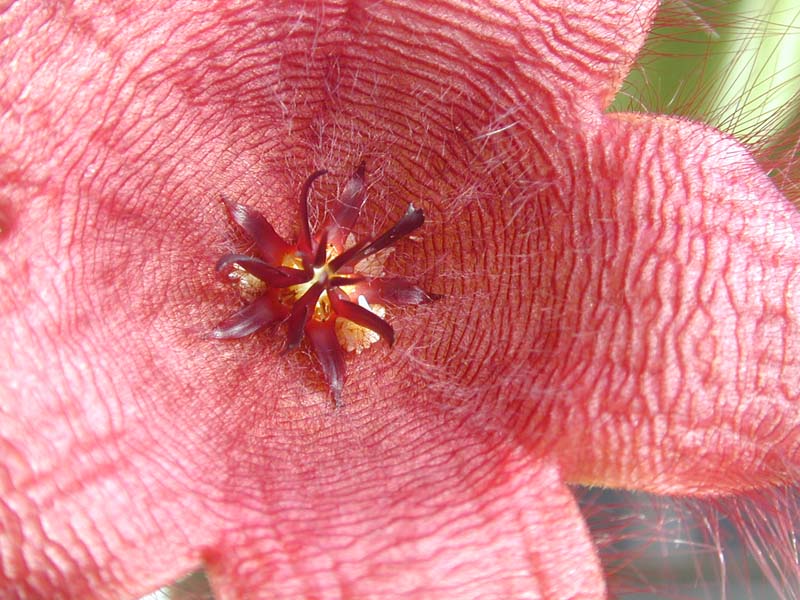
203;449;605;599
359;277;438;306
284;283;324;352
210;295;286;339
330;205;424;271
325;161;366;247
222;197;291;264
297;169;328;257
4;1;791;599
216;254;309;288
554;114;800;495
312;229;329;268
329;291;395;346
305;318;346;406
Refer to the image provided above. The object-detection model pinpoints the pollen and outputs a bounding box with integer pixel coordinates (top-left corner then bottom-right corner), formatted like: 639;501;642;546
228;263;267;297
336;295;386;353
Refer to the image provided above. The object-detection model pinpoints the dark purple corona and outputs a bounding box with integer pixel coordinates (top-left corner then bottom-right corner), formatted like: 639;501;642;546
212;162;435;406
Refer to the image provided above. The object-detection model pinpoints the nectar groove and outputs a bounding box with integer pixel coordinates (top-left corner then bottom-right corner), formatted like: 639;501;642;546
211;162;436;406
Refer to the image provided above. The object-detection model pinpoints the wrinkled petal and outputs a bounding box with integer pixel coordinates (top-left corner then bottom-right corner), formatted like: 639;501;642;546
0;422;218;598
553;114;800;495
205;446;605;599
346;0;659;120
1;0;792;599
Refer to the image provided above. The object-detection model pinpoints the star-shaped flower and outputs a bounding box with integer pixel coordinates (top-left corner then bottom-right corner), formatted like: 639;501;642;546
1;1;799;599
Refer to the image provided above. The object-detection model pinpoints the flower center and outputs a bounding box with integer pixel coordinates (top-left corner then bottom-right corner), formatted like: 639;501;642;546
211;164;432;405
281;246;343;322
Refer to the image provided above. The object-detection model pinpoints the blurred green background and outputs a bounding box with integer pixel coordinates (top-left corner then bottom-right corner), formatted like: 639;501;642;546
611;0;800;147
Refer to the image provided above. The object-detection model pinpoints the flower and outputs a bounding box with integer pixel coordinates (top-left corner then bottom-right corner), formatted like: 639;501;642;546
211;163;434;405
1;1;799;598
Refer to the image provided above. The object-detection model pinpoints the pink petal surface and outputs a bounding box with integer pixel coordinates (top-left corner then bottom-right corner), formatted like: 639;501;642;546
0;0;796;599
205;450;604;599
555;114;800;494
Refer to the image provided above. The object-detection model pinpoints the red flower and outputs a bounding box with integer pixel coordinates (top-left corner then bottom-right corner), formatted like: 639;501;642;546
1;1;799;599
211;163;434;404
